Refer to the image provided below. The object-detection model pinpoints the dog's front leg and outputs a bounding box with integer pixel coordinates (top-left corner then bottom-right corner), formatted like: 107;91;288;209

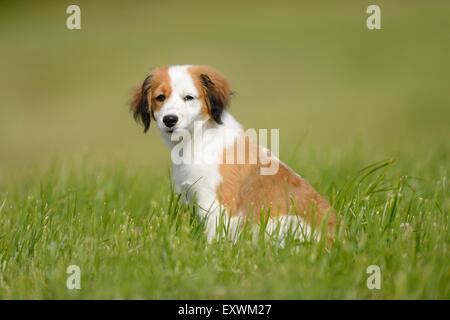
197;201;243;243
196;201;222;243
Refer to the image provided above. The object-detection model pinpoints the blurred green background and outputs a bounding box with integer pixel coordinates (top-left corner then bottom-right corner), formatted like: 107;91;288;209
0;0;449;300
0;0;449;177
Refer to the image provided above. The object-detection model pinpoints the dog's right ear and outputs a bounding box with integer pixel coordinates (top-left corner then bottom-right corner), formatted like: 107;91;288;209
130;74;152;133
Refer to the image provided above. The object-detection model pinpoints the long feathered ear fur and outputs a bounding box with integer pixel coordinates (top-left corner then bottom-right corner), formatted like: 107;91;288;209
130;74;152;133
199;69;231;125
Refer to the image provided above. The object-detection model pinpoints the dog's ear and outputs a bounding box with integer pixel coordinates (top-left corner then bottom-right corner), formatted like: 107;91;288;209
130;74;152;133
199;68;231;124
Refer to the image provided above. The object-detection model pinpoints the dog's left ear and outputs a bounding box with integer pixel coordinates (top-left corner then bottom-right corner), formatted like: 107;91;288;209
199;68;231;124
130;74;152;133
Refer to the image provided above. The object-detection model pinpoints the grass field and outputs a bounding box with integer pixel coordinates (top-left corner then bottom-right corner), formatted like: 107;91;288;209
0;1;449;299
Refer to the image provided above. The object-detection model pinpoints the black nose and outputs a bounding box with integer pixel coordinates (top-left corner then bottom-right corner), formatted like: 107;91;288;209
162;115;178;128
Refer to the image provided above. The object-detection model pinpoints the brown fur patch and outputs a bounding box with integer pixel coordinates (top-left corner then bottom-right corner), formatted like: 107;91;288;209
217;135;336;240
148;66;171;114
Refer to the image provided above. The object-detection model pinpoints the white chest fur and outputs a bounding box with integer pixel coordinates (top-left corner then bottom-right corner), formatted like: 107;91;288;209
166;111;241;212
172;162;221;210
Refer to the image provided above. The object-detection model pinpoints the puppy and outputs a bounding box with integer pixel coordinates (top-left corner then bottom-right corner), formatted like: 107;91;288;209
131;65;336;244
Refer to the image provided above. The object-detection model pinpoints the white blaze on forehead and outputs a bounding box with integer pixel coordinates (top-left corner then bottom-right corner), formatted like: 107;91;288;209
168;65;198;97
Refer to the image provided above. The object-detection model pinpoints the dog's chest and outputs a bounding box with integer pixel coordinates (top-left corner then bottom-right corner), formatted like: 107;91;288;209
168;113;242;207
172;163;221;205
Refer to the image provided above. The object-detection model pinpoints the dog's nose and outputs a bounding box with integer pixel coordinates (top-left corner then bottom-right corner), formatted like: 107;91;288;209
162;115;178;128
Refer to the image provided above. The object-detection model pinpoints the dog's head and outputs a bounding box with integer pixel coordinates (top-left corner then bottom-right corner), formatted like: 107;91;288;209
130;65;231;135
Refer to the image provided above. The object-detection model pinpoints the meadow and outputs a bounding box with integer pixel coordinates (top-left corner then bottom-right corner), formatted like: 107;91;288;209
0;1;449;299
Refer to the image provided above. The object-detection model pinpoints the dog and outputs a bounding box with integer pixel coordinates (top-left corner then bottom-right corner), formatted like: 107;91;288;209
130;65;336;244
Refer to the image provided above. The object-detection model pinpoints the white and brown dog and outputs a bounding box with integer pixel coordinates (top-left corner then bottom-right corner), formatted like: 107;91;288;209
131;65;336;244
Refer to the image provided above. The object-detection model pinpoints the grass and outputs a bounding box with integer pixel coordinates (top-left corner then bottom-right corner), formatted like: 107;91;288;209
0;155;448;299
0;1;449;299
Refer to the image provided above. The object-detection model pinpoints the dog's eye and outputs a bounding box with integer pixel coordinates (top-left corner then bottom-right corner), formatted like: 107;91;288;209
184;95;194;101
155;94;165;102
